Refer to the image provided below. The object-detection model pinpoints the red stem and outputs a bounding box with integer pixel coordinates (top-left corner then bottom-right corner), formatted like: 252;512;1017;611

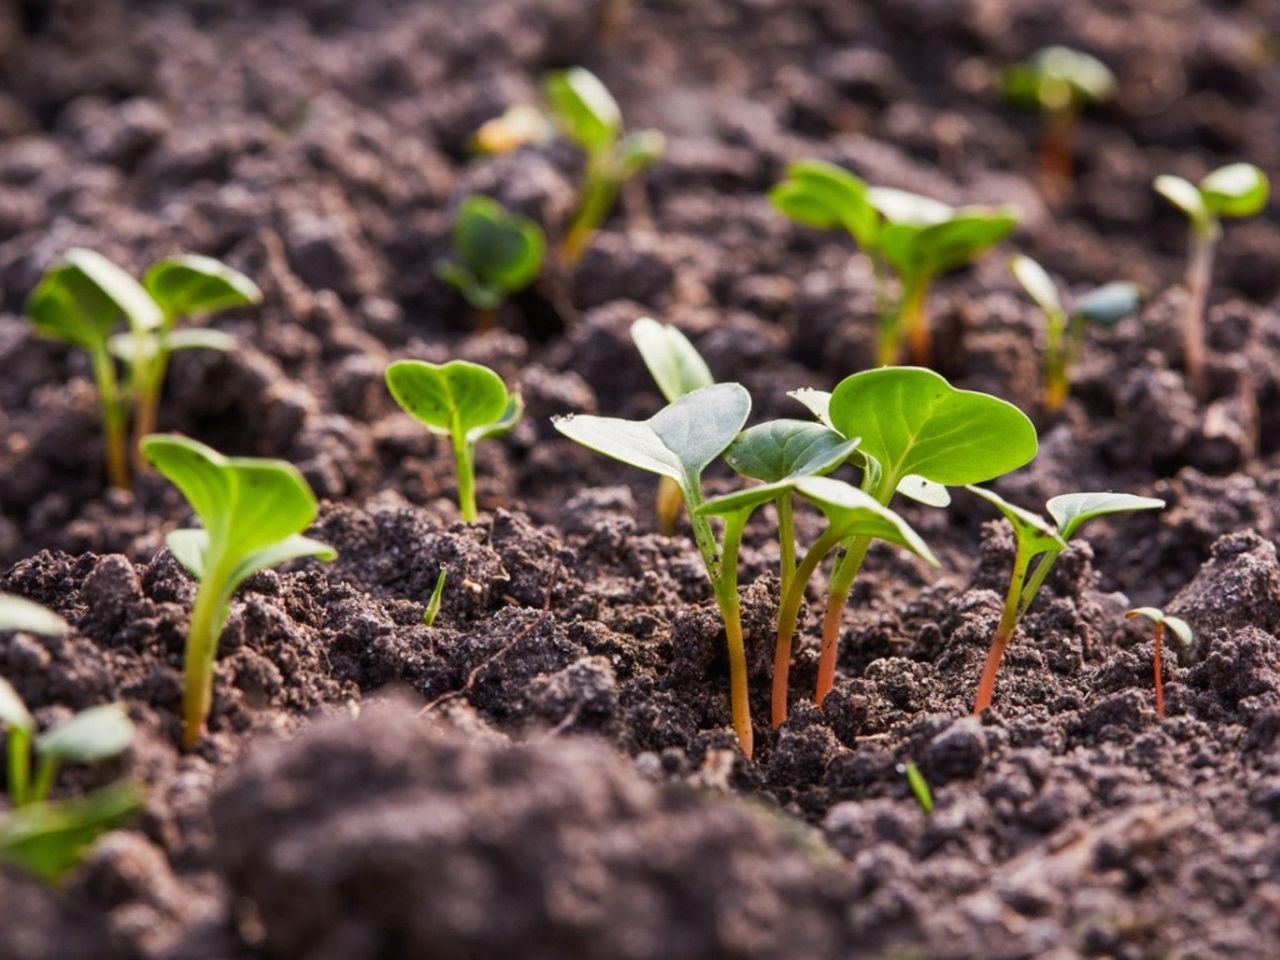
972;627;1011;716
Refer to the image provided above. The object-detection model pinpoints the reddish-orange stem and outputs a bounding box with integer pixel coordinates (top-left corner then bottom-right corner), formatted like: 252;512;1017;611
972;627;1012;715
814;592;845;708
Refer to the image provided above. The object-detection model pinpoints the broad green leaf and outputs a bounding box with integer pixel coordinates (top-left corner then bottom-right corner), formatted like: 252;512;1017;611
618;130;665;179
386;360;512;438
793;477;938;565
108;328;235;364
1010;254;1062;316
1045;491;1164;540
770;160;879;249
142;255;261;323
0;595;67;637
553;383;750;491
908;209;1019;277
1154;175;1208;226
1073;282;1142;328
467;391;524;446
165;529;208;579
1126;607;1194;646
724;419;859;484
1200;163;1269;219
1033;46;1116;102
448;196;545;298
545;67;621;153
26;264;126;349
966;485;1065;556
869;187;954;226
63;249;162;334
224;535;337;599
36;704;133;764
0;676;33;733
631;317;714;403
788;388;834;428
827;367;1038;489
0;781;143;884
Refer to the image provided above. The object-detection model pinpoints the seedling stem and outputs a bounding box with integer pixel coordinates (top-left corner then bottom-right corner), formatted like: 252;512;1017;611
90;342;130;489
971;533;1035;715
1182;220;1218;397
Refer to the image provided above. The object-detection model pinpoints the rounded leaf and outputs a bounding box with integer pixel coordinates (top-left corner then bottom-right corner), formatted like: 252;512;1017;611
1072;282;1142;328
1199;163;1269;219
1046;491;1164;540
36;704;133;764
724;420;859;484
1154;175;1208;226
544;67;621;153
1126;607;1193;646
771;160;878;248
143;255;261;322
386;360;512;438
451;196;545;296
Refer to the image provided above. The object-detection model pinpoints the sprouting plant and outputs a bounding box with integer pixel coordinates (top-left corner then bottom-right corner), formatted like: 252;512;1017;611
1002;46;1116;200
630;317;715;536
141;434;337;749
423;566;448;627
434;196;546;331
782;368;1037;716
1009;255;1142;412
902;760;933;814
966;488;1165;714
1125;607;1192;719
0;780;142;884
385;360;523;523
554;384;757;755
1154;163;1269;394
544;67;665;264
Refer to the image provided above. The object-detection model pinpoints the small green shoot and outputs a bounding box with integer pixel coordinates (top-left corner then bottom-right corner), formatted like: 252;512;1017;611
967;488;1165;713
1002;46;1116;200
142;434;336;749
1154;162;1269;393
0;779;143;884
1010;254;1141;411
544;67;665;264
424;566;448;627
1125;607;1192;719
902;760;934;814
385;360;523;522
434;196;546;331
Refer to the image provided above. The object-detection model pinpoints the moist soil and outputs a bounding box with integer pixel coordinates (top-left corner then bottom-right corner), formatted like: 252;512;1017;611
3;1;1280;957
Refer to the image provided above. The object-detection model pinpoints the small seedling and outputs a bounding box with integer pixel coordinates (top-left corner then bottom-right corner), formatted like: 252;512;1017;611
1010;254;1142;411
966;488;1164;714
1125;607;1192;719
423;566;448;627
1154;163;1269;393
385;360;523;522
434;196;546;330
554;384;756;755
0;779;143;884
1002;47;1116;200
141;434;336;749
630;317;715;535
544;67;665;264
902;760;934;814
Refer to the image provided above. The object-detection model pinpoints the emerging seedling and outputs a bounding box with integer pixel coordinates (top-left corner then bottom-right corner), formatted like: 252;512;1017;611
142;434;336;749
1003;47;1116;201
385;360;523;522
423;566;448;627
1010;255;1142;411
554;384;757;755
544;67;665;264
630;317;715;535
434;196;546;330
902;760;933;814
966;488;1164;714
0;780;142;884
1125;607;1192;719
1154;163;1269;394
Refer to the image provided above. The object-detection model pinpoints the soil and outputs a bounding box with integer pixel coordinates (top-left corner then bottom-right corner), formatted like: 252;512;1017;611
2;0;1280;957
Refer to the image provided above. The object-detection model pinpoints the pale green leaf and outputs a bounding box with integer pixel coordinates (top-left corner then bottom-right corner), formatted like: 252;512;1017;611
631;317;714;403
1046;492;1165;540
36;704;133;764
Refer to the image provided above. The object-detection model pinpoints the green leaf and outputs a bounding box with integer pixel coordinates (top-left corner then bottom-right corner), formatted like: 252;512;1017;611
26;264;128;349
884;208;1018;278
553;383;750;493
788;387;835;428
62;249;163;334
724;419;859;484
165;529;208;579
108;327;235;364
1200;163;1269;219
225;535;337;598
793;477;938;565
544;67;621;153
1045;492;1165;540
618;130;665;179
1073;282;1142;328
869;187;954;226
630;317;714;403
447;196;545;303
467;391;524;446
386;360;513;439
966;485;1066;557
423;566;447;627
770;159;879;249
0;781;143;884
1154;175;1209;226
1010;254;1062;316
1126;607;1194;646
827;367;1038;489
142;255;261;324
0;595;67;637
36;704;133;765
0;677;33;733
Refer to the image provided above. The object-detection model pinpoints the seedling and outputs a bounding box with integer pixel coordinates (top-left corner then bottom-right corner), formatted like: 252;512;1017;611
1154;163;1269;393
902;760;933;814
630;317;715;535
1125;607;1192;719
544;67;665;264
786;368;1037;715
385;360;523;522
0;780;142;884
966;488;1164;714
554;384;756;755
424;566;448;627
141;434;336;749
1003;47;1116;200
434;196;546;330
1010;255;1142;411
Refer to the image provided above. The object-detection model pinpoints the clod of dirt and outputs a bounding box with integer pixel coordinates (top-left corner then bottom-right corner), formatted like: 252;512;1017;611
1170;531;1280;653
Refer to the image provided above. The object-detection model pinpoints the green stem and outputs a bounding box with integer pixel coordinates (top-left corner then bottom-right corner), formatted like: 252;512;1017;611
561;156;621;266
452;426;478;522
973;539;1033;714
814;535;872;706
1043;309;1068;412
132;337;170;472
8;728;30;806
30;753;57;804
713;511;753;759
90;343;129;489
1017;546;1062;618
772;526;844;727
183;572;226;750
775;493;796;598
872;256;898;368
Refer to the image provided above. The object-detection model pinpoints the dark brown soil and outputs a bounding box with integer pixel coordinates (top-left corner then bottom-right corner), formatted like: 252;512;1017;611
3;0;1280;957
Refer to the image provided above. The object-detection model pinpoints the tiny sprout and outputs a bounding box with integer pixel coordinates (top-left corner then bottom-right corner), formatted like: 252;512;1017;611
386;360;523;522
544;67;665;264
902;760;934;814
967;488;1164;714
424;566;448;627
1009;254;1141;411
434;196;546;331
142;434;337;749
1002;46;1116;200
1154;162;1269;394
0;780;143;884
473;104;554;155
630;317;715;536
1125;607;1192;719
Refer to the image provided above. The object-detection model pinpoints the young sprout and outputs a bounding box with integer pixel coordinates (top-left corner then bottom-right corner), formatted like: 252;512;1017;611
423;566;448;627
630;317;715;536
1009;255;1142;411
0;779;142;884
787;368;1037;714
554;384;756;755
141;434;337;749
1002;47;1116;201
544;67;665;264
1125;607;1192;719
1154;163;1269;394
434;196;546;331
902;760;934;814
385;360;523;522
966;488;1165;714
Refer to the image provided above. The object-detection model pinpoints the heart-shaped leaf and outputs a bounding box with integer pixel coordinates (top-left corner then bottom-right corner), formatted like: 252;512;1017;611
793;477;938;565
966;485;1065;557
1200;162;1269;219
449;196;545;296
0;595;67;637
631;317;714;403
1073;282;1142;328
143;255;261;323
36;704;133;765
1046;492;1165;540
1125;607;1193;646
0;676;33;733
544;67;621;152
386;360;513;439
